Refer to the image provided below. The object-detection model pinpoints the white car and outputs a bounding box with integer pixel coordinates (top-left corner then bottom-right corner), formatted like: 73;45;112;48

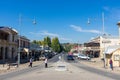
73;53;79;57
77;53;90;60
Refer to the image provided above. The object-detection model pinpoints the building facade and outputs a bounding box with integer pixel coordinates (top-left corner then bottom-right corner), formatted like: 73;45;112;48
105;45;120;67
17;36;30;60
84;35;120;59
0;27;18;63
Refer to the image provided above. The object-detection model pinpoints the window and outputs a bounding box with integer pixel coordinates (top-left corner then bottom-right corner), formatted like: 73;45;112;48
114;55;120;61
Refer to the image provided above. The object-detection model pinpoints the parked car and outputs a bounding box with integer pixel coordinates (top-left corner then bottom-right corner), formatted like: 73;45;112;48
39;55;46;61
77;53;90;60
73;53;79;57
67;55;74;61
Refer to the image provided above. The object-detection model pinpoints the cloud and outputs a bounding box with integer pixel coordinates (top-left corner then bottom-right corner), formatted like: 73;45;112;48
29;32;42;37
60;37;72;42
40;31;59;37
70;25;102;34
29;31;59;37
29;31;72;42
70;25;82;32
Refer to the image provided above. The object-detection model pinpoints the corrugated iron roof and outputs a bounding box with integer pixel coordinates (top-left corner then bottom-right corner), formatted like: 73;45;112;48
104;45;120;54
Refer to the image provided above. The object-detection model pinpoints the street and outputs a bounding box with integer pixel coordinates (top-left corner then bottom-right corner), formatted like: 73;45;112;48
0;54;120;80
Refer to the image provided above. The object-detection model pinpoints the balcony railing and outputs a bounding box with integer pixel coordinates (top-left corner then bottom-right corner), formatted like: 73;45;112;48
0;39;17;45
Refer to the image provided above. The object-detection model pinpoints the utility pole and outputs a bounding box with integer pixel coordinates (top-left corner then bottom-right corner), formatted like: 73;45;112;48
102;12;106;68
17;14;37;67
17;14;22;67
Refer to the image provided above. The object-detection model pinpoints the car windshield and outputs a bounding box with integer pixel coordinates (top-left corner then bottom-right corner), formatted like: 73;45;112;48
78;53;85;56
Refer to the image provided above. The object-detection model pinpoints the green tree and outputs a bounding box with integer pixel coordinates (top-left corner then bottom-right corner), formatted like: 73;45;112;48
44;36;51;47
40;40;45;46
32;40;42;46
51;37;61;52
32;40;37;44
61;43;73;52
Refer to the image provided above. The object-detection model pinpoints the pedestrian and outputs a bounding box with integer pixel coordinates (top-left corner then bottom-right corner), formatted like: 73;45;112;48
45;58;48;68
109;58;113;70
59;56;61;60
29;58;33;67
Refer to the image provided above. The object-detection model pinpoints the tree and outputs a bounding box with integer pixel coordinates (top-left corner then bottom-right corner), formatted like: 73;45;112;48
51;37;61;52
32;40;42;46
61;43;73;52
32;40;37;44
41;40;45;46
44;36;51;47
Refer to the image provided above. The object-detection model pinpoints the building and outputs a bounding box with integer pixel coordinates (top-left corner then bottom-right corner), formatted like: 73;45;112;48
84;35;120;58
17;36;30;60
30;43;41;60
105;45;120;67
0;27;18;63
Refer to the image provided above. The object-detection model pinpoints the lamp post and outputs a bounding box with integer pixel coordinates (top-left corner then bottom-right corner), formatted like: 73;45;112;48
117;21;120;66
102;12;106;68
17;14;21;67
17;14;36;67
117;21;120;39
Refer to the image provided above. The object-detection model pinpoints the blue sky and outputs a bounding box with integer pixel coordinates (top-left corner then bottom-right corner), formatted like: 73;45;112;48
0;0;120;43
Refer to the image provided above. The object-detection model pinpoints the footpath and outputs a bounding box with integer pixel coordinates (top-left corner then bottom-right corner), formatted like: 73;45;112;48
79;58;120;74
0;60;44;74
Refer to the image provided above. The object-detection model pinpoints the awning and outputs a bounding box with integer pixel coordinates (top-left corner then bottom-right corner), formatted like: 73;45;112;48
24;48;29;53
104;45;120;54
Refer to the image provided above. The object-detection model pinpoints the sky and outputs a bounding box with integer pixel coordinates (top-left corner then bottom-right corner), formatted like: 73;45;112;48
0;0;120;43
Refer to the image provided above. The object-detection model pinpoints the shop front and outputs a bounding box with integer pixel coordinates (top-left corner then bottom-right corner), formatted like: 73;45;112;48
105;46;120;67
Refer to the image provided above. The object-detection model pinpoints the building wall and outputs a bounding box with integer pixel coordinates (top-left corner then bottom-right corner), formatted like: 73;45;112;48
0;27;18;61
17;36;30;59
100;36;120;59
18;36;30;48
106;49;120;67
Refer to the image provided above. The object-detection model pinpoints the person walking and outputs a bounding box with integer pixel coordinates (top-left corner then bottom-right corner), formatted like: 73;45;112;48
59;56;61;60
109;58;113;70
45;58;48;68
29;58;33;67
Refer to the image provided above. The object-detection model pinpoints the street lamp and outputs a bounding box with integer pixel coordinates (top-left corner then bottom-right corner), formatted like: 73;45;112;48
102;12;106;68
17;14;36;67
17;14;21;67
117;21;120;39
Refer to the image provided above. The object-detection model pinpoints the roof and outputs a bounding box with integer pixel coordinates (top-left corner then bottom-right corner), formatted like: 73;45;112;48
104;45;120;54
0;27;18;34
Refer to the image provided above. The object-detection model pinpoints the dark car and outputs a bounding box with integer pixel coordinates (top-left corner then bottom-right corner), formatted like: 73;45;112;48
67;55;74;60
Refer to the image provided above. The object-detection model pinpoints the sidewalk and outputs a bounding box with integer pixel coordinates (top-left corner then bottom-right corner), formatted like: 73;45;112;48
0;60;44;74
79;58;120;74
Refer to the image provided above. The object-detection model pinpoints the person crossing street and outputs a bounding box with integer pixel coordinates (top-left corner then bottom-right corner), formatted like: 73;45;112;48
45;58;48;68
29;57;33;67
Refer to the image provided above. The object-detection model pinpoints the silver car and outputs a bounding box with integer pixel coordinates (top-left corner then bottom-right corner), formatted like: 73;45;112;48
77;53;90;60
